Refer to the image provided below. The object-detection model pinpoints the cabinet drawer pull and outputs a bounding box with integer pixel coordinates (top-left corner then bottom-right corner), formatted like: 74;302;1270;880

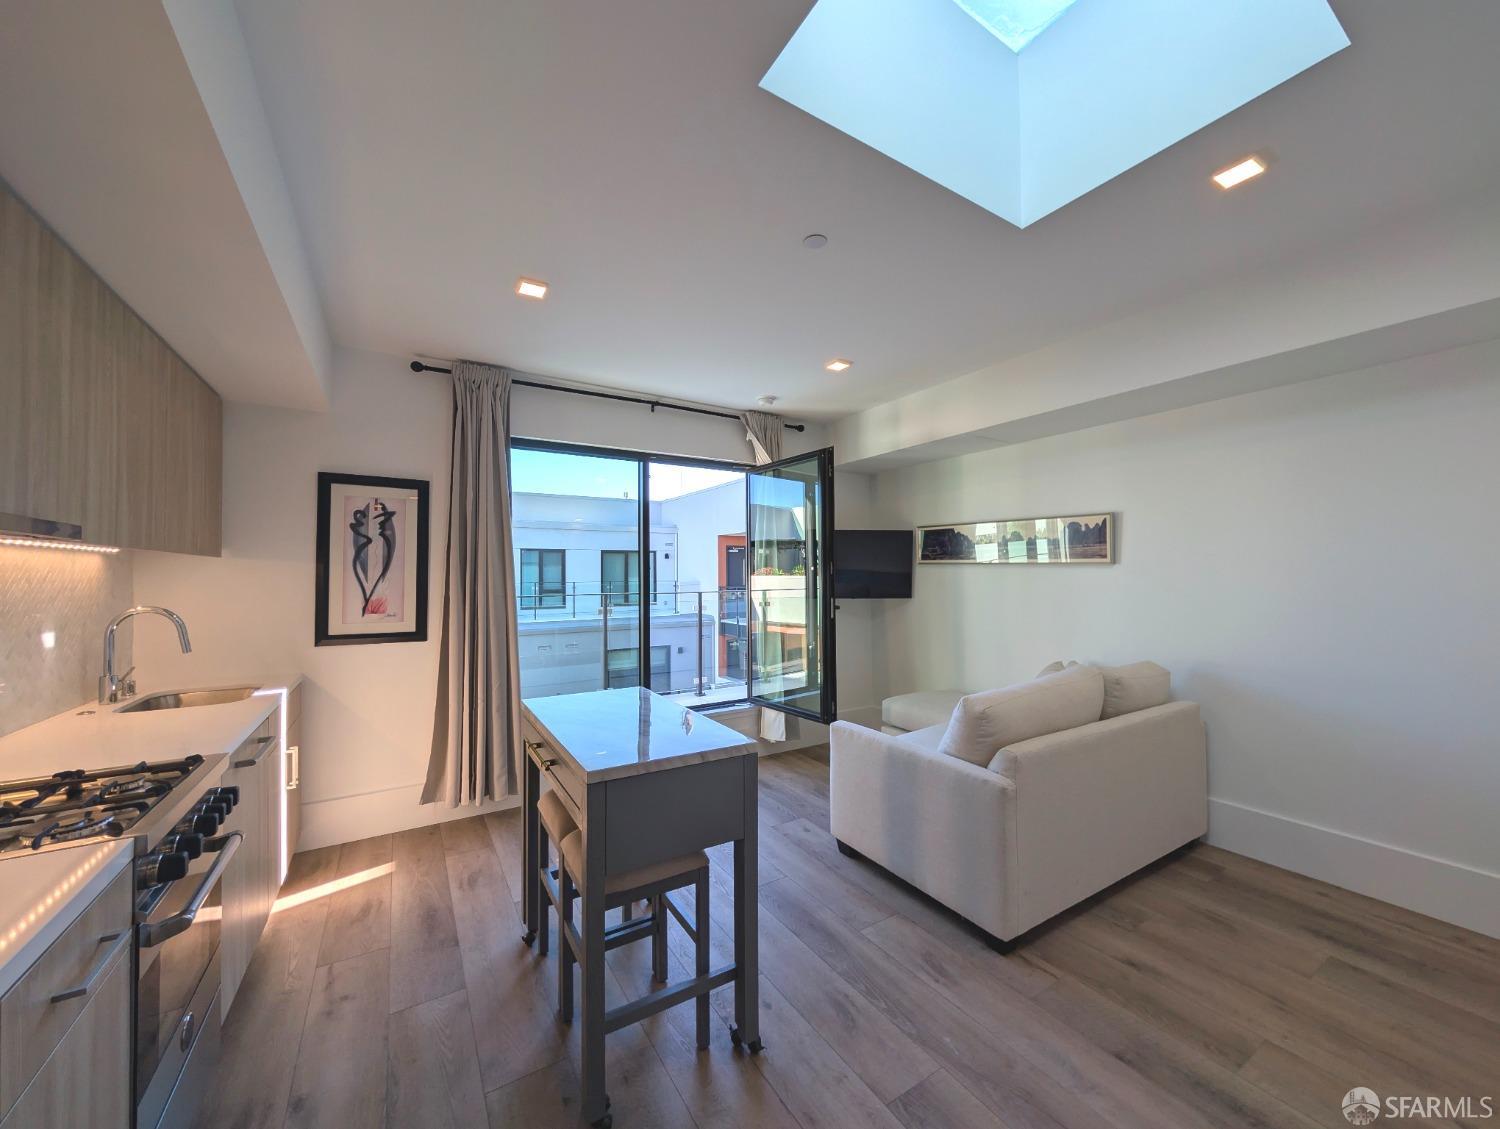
235;737;277;768
49;929;129;1003
286;744;301;789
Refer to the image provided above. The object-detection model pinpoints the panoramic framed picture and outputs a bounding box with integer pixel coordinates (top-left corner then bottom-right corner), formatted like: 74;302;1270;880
918;513;1114;565
315;472;430;645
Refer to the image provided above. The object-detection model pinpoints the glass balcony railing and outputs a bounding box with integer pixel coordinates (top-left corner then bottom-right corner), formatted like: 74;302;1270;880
515;584;749;706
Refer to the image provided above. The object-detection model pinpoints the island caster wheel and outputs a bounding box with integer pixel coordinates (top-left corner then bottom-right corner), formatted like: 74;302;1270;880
730;1028;762;1052
747;1039;765;1054
521;930;537;946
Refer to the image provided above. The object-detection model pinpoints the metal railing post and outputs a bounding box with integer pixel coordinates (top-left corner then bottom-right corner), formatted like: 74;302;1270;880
601;587;610;689
696;591;705;697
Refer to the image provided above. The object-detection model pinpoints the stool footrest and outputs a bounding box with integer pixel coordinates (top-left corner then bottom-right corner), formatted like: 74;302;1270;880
662;891;697;942
603;915;655;952
603;964;736;1034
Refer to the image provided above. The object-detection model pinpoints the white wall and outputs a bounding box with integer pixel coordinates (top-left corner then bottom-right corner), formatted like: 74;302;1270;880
133;347;877;847
861;338;1500;936
132;348;455;848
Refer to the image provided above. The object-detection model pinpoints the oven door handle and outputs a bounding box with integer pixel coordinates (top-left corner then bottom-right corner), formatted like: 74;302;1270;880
137;831;243;949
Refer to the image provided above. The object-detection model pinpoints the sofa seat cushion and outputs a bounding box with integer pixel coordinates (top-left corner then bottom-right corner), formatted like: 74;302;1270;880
937;665;1105;767
897;724;948;754
881;690;965;734
1101;661;1172;718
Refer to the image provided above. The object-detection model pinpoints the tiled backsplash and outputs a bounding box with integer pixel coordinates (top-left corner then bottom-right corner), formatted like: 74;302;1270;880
0;547;134;737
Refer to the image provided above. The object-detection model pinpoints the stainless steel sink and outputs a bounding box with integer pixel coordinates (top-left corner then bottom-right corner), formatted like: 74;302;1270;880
116;686;260;712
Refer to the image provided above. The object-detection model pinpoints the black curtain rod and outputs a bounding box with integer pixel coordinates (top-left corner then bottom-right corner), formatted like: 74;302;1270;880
410;360;805;432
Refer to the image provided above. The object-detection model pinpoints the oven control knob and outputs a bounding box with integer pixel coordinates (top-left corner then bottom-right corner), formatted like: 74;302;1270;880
201;799;231;821
185;810;221;836
162;832;204;859
209;785;240;809
141;851;190;888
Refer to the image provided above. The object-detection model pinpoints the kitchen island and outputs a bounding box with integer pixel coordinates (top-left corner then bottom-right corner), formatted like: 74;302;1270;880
520;687;762;1127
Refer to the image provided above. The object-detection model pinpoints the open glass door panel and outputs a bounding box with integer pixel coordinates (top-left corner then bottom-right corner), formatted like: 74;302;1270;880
746;448;836;723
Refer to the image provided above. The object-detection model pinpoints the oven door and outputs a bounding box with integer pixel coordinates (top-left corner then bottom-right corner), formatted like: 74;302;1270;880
136;831;241;1129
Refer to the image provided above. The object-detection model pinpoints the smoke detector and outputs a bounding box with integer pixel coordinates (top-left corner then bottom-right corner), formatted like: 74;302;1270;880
757;395;779;407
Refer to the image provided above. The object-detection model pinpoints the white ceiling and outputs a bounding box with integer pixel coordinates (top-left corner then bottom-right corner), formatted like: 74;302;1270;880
228;0;1500;418
4;0;1499;427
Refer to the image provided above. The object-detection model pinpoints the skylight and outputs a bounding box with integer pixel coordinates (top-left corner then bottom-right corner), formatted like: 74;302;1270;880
950;0;1080;52
760;0;1349;227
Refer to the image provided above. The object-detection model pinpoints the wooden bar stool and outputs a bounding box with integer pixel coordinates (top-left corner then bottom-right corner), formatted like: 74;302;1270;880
552;830;712;1075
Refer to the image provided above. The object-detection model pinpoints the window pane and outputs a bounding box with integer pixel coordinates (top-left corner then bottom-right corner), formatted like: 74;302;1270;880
647;459;748;707
512;447;640;698
747;450;833;721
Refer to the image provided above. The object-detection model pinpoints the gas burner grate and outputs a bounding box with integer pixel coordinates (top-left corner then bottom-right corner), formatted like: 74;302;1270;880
0;754;205;854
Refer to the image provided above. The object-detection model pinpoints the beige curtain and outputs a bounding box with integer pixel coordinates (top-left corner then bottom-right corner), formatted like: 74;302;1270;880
738;410;788;742
422;361;520;805
740;410;784;465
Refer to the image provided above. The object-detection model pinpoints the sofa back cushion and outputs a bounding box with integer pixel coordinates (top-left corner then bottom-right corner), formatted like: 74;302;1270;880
936;665;1105;766
1101;661;1172;718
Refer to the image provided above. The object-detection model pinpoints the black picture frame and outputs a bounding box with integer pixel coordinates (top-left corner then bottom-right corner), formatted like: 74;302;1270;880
315;471;431;646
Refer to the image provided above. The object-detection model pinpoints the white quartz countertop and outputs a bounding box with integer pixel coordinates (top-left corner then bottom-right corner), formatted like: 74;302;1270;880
522;687;753;783
0;839;134;997
0;674;303;779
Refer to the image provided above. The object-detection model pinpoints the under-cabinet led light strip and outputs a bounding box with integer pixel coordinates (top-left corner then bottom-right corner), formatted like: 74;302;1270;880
0;536;121;553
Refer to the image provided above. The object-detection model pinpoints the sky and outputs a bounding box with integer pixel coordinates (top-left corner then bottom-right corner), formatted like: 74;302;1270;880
510;447;744;501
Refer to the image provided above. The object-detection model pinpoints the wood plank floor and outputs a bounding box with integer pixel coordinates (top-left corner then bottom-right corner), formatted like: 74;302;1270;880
198;747;1500;1129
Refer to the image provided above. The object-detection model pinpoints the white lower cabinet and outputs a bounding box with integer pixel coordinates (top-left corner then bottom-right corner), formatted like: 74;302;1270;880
0;867;134;1129
219;705;288;1015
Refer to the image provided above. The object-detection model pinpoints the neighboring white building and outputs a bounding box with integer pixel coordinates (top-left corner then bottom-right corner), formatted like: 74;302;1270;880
512;482;748;702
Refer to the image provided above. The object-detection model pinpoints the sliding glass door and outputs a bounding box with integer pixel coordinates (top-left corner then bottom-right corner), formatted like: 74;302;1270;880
746;448;837;723
511;440;761;708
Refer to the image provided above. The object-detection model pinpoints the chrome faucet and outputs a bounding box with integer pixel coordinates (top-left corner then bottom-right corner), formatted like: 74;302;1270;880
100;606;192;703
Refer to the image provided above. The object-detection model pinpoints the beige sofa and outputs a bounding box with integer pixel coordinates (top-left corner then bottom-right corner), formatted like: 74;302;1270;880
829;662;1207;949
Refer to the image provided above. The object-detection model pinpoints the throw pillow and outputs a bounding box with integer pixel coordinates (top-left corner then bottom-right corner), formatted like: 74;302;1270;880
937;665;1105;766
1100;661;1172;718
1036;659;1081;676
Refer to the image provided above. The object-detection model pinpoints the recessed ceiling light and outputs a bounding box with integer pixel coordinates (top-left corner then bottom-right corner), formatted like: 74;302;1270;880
1212;156;1266;190
803;233;828;250
825;359;852;372
515;277;549;300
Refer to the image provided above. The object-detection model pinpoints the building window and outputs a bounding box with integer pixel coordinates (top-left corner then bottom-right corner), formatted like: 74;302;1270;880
600;550;657;606
520;548;566;609
606;645;670;690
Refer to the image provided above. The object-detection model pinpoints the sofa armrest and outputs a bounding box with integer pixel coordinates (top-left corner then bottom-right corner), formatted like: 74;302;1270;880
829;721;1017;938
991;701;1207;934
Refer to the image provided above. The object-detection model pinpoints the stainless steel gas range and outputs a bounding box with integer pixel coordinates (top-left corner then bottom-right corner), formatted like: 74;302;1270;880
0;754;240;1129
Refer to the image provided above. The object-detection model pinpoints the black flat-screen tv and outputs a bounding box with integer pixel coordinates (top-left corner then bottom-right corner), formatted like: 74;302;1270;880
833;529;914;599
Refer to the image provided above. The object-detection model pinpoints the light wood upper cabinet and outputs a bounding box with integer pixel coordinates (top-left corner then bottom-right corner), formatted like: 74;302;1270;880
0;182;222;555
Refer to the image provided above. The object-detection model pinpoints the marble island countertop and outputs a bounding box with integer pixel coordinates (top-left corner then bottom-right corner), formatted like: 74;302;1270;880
0;673;303;779
0;839;134;996
522;687;754;782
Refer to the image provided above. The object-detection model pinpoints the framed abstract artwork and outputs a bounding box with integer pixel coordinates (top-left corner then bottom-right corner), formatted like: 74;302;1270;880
315;472;431;645
918;513;1114;565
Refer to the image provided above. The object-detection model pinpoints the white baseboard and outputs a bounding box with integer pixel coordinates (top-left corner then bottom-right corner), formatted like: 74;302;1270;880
1207;797;1500;940
298;783;518;852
